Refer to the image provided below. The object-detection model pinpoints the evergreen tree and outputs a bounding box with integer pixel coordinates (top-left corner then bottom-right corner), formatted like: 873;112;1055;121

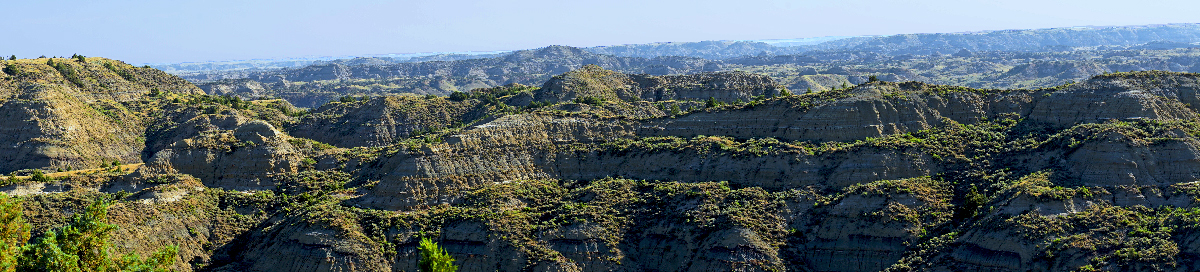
29;170;50;183
418;236;457;272
448;91;470;102
17;199;178;272
0;194;30;272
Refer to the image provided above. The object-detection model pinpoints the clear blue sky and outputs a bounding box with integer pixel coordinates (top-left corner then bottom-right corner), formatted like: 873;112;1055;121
3;0;1198;64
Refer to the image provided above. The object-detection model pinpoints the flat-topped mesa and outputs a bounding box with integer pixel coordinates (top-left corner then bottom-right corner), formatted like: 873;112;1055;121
534;64;785;103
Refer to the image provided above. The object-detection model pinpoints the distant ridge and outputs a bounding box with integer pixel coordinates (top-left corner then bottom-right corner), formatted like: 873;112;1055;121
153;23;1200;75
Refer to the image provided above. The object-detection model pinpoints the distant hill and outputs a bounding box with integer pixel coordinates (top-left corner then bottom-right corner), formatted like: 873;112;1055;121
165;24;1200;109
819;24;1200;55
191;46;725;107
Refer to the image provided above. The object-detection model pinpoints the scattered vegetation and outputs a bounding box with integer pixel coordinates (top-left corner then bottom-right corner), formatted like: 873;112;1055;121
0;196;177;271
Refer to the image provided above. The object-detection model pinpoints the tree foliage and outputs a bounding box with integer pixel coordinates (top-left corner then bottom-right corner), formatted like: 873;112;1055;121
0;196;178;272
418;236;457;272
573;96;605;106
0;194;29;272
448;91;470;102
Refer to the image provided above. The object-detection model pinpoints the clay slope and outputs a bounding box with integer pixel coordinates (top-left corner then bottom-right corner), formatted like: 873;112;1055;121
288;95;491;148
14;67;1200;272
534;64;786;103
0;57;203;173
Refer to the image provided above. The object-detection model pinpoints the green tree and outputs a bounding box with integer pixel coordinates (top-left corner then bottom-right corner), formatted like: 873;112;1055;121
21;231;81;272
572;96;604;106
705;97;719;108
448;91;470;102
29;170;51;183
418;236;457;272
778;88;793;97
12;199;177;272
6;56;13;61
0;194;31;272
2;64;19;77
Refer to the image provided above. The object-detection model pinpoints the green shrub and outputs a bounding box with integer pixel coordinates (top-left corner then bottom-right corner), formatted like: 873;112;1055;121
2;64;20;78
705;97;722;108
448;91;470;102
573;96;605;106
17;199;178;271
102;62;137;82
0;194;30;271
418;236;457;272
29;170;51;183
48;59;87;87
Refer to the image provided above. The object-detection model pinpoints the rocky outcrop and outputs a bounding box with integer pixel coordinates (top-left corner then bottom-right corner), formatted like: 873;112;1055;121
19;61;1200;272
534;65;785;103
0;58;202;172
142;121;308;190
195;79;270;97
288;95;489;148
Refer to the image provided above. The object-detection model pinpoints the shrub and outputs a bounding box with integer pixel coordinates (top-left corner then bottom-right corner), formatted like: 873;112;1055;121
2;64;20;78
705;97;721;108
573;96;605;106
102;62;137;81
0;194;30;271
448;91;470;102
48;59;87;87
18;199;178;271
29;170;51;183
524;101;553;110
418;236;457;272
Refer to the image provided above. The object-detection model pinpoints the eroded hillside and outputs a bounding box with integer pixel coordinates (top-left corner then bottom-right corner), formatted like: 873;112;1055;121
5;62;1200;272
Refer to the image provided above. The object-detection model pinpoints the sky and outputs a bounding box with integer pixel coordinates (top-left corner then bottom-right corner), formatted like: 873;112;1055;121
2;0;1198;64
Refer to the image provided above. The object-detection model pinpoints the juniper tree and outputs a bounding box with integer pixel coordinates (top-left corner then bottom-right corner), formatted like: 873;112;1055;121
418;236;457;272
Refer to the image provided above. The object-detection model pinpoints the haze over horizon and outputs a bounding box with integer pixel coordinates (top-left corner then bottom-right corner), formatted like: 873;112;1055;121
4;0;1199;64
